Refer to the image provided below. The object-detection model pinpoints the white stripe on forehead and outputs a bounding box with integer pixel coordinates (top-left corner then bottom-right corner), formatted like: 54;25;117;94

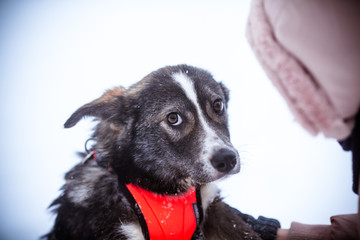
172;72;200;107
172;72;225;155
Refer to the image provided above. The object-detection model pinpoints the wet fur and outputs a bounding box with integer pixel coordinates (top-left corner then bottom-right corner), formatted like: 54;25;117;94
45;65;261;240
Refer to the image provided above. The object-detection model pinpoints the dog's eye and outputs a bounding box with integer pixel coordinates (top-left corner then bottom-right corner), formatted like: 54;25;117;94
213;99;224;114
167;112;183;126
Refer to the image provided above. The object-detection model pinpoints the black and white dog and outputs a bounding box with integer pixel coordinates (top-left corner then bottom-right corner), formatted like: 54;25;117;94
45;65;262;240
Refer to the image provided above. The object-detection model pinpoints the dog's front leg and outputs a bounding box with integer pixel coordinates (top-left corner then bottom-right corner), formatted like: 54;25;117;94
202;198;262;240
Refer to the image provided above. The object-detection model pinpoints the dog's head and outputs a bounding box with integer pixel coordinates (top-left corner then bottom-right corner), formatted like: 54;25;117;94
65;65;240;194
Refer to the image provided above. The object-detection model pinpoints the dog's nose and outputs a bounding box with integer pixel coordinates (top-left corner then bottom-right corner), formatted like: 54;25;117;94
210;149;237;173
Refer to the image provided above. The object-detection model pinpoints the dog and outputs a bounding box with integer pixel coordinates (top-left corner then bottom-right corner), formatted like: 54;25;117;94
45;65;262;240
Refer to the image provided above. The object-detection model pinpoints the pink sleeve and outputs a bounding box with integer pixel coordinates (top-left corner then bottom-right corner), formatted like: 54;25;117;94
288;222;331;240
288;214;358;240
246;0;360;140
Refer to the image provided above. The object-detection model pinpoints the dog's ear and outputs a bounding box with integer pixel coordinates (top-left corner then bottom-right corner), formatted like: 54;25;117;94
219;82;230;106
64;87;126;128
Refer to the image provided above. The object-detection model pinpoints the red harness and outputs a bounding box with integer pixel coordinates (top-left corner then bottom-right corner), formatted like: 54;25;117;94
126;184;200;240
90;150;202;239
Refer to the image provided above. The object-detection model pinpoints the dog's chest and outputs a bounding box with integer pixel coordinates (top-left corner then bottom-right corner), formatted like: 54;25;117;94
126;184;200;240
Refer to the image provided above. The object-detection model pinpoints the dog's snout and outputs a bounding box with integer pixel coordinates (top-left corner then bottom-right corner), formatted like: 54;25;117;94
210;149;237;173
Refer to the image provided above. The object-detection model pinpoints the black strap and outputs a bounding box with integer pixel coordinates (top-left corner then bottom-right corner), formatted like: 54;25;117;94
195;185;203;225
191;185;204;240
117;177;150;240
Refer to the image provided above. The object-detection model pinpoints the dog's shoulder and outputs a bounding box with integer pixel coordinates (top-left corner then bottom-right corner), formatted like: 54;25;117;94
47;159;140;240
199;183;263;240
62;158;118;206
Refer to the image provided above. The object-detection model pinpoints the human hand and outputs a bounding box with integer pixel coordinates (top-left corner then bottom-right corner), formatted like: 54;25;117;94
276;228;289;240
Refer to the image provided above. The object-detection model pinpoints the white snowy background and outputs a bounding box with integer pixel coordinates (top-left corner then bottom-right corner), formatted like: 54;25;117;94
0;1;357;239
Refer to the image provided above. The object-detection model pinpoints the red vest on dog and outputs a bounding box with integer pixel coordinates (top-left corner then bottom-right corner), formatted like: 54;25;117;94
91;150;202;239
126;184;200;240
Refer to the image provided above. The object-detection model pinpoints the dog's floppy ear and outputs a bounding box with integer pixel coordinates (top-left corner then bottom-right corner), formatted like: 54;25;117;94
64;87;126;128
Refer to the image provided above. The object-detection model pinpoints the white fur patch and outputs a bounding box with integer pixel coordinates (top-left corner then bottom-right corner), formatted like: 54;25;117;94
67;166;107;206
200;183;220;212
67;184;90;204
119;222;145;240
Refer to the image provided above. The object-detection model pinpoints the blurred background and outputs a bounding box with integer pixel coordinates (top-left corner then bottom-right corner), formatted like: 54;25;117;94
0;0;356;239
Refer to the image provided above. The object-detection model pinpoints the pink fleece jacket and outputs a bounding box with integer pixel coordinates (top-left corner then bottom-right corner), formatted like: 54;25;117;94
246;0;360;140
246;1;360;239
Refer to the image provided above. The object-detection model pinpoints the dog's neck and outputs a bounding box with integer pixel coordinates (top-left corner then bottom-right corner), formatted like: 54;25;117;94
124;175;196;196
90;150;196;195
